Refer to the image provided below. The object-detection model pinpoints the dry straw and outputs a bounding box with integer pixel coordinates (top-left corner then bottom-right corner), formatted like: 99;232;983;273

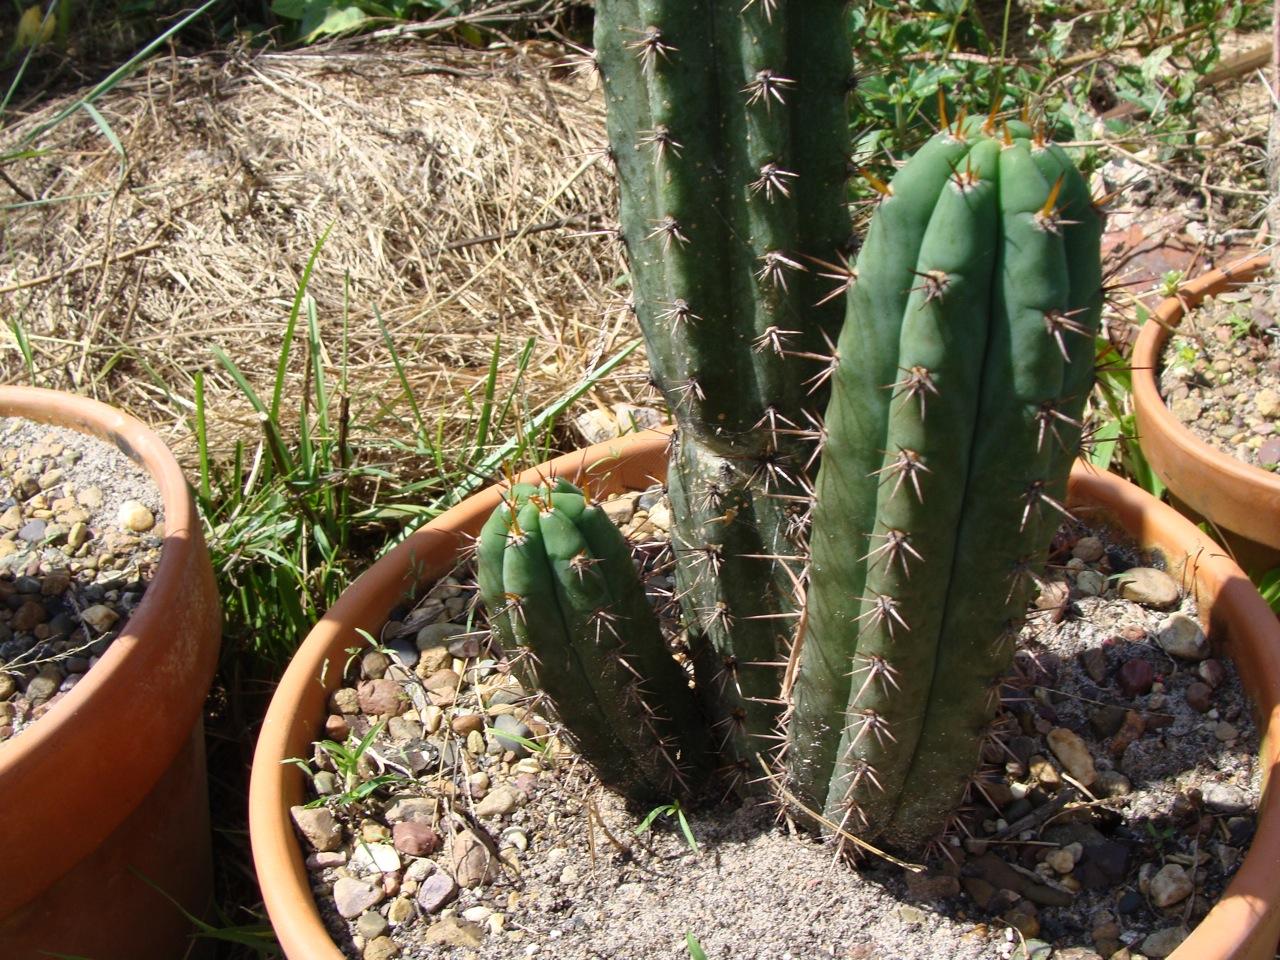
0;42;646;467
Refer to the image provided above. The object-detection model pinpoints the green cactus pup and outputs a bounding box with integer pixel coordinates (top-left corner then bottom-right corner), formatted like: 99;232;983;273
477;478;710;803
787;116;1104;850
593;0;857;789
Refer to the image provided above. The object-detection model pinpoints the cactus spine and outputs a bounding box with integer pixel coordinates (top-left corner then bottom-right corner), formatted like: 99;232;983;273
786;117;1103;848
477;480;709;802
593;0;855;786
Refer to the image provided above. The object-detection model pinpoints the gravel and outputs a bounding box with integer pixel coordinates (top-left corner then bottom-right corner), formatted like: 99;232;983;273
291;491;1261;960
0;416;163;743
1157;286;1280;470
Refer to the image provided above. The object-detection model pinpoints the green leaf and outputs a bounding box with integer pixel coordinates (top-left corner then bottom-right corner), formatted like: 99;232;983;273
686;933;708;960
301;2;370;40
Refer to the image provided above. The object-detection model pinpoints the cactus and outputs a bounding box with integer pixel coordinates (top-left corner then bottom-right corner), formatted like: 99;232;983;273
786;116;1103;849
593;0;856;787
475;14;1104;851
476;479;710;803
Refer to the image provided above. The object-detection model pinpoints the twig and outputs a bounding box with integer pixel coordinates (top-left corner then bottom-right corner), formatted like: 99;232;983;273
0;239;163;295
754;756;924;872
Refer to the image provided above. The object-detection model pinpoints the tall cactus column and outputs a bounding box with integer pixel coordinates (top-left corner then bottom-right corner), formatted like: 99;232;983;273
787;119;1104;849
594;0;856;787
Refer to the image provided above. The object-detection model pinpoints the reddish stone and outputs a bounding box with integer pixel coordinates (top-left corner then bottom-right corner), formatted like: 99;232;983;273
324;713;350;740
1108;710;1147;758
357;678;405;716
1117;658;1154;697
392;820;441;857
1185;681;1214;713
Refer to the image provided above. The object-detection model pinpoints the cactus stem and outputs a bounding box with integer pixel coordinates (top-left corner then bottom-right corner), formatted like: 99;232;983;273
871;447;930;502
1006;558;1047;602
624;26;676;73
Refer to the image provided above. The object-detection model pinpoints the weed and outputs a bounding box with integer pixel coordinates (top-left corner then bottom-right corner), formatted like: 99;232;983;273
635;799;698;855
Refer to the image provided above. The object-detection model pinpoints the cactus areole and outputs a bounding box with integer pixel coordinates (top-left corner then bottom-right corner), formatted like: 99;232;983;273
480;2;1103;855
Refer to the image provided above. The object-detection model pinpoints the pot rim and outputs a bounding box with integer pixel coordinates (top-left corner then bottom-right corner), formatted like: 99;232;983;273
1130;253;1280;548
0;385;221;917
249;430;1280;960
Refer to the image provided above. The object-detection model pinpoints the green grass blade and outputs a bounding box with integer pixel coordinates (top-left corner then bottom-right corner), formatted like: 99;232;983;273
194;371;212;501
271;225;332;421
24;0;220;144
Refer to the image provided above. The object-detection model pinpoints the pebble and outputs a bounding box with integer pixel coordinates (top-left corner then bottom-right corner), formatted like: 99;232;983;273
350;843;401;875
1184;681;1213;712
387;897;416;924
1116;658;1154;697
451;712;485;736
475;786;520;819
1149;863;1193;907
357;678;404;716
421;916;485;949
1198;658;1226;688
356;911;390;940
1078;647;1108;683
451;829;499;888
80;603;119;632
1139;926;1188;957
1046;727;1096;786
416;623;467;651
362;937;400;960
392;821;441;857
1214;721;1239;742
493;713;534;756
1075;569;1106;596
291;805;343;852
1155;612;1210;660
415;870;458;913
116;499;155;532
1203;782;1250;815
333;877;384;919
1256;387;1280;419
1071;536;1105;562
1115;567;1180;608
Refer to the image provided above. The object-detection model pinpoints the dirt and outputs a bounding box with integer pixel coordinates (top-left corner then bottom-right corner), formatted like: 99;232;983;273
290;491;1260;960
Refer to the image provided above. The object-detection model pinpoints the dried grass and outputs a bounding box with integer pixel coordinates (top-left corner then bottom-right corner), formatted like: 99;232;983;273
0;41;644;467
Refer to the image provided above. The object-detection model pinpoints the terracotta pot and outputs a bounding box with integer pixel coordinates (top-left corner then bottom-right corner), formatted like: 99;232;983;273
249;431;1280;960
1132;254;1278;568
0;387;221;960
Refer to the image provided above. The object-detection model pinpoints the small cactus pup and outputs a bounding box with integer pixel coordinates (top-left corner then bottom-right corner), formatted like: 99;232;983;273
477;477;710;804
593;0;857;789
787;115;1104;852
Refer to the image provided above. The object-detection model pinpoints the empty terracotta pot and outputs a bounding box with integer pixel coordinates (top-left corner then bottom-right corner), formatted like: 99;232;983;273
1131;254;1278;568
0;387;221;960
249;431;1280;959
